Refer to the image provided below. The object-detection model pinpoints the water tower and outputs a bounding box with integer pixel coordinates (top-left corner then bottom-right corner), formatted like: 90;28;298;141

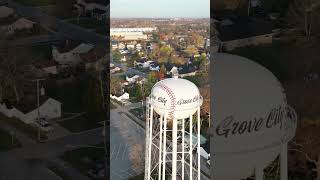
212;53;297;180
144;77;203;180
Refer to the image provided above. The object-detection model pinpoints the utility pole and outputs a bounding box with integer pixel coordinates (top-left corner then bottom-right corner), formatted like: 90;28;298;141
32;78;45;142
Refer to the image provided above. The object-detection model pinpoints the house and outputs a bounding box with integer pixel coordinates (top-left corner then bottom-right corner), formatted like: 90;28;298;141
149;63;160;71
5;18;35;34
110;92;129;102
126;44;135;49
121;56;126;62
79;46;106;71
0;6;14;18
118;42;125;50
170;66;179;77
34;59;58;75
74;0;107;21
111;40;117;50
126;75;140;84
170;65;197;78
136;43;142;51
52;41;94;67
216;18;274;51
110;66;121;74
0;96;61;124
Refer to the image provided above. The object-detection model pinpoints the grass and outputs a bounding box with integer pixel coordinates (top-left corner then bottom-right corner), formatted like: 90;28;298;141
0;114;48;141
47;165;73;180
57;112;104;133
183;74;203;87
68;18;106;30
14;0;55;6
129;174;144;180
110;102;117;109
0;129;22;152
0;16;19;26
40;5;78;19
129;107;145;120
61;145;105;178
6;44;52;66
68;17;108;36
6;25;51;40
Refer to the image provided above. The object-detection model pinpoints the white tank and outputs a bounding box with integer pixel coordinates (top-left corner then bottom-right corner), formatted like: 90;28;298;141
212;53;297;180
149;78;203;119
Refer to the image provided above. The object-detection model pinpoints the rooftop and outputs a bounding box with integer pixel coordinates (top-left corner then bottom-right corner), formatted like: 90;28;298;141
216;18;273;41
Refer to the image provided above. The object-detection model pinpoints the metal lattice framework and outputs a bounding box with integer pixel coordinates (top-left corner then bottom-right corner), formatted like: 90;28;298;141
145;97;201;180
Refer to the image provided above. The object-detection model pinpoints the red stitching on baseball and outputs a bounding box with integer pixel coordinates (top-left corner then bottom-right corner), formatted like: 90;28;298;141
157;83;176;119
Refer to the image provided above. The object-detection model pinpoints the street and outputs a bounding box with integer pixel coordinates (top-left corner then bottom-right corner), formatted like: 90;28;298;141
0;127;103;180
2;0;108;48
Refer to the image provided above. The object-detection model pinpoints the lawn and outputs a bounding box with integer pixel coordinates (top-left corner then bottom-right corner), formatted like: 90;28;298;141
129;174;144;180
57;112;104;133
0;129;21;152
47;165;73;180
14;0;54;6
61;145;105;178
68;18;106;30
0;114;47;142
40;5;78;19
6;25;51;40
129;107;145;120
9;44;52;66
110;102;117;109
0;16;19;26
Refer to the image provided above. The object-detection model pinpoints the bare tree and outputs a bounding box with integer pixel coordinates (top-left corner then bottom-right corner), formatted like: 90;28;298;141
288;0;320;39
129;143;145;174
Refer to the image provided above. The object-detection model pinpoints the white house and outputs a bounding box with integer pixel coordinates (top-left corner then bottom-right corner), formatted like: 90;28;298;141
136;43;142;51
52;43;94;66
118;42;125;50
121;56;126;62
149;64;160;71
110;67;121;74
126;75;140;84
0;6;14;18
127;44;135;49
0;97;61;124
170;66;179;76
110;92;129;102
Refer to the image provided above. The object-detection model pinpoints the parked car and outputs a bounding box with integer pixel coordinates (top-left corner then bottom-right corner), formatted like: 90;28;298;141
33;118;54;132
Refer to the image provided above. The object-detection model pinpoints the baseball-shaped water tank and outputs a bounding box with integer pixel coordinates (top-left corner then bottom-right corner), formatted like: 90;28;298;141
149;78;203;119
212;53;297;180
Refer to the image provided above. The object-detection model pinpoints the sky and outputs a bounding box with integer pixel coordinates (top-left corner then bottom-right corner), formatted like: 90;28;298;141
110;0;210;18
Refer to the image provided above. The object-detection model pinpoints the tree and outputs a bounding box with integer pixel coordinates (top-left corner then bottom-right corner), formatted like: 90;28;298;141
110;76;122;95
143;72;158;98
185;45;199;57
112;49;121;62
287;0;320;39
199;53;209;72
128;51;140;67
189;33;205;48
171;55;186;66
159;45;173;64
0;35;35;103
129;143;145;173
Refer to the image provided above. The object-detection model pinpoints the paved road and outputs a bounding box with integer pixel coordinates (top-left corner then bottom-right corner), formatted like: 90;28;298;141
3;0;108;48
110;109;145;180
0;127;103;180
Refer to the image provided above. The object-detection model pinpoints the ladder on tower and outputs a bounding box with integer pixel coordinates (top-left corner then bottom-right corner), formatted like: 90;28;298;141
144;97;150;180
